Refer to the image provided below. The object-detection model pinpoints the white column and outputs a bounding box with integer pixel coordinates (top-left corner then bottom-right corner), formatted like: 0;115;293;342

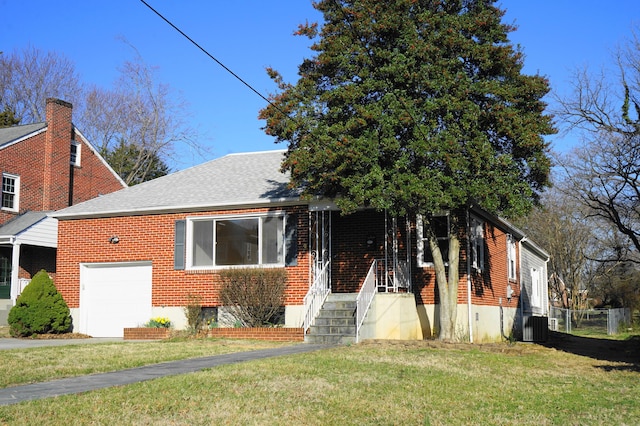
10;242;20;303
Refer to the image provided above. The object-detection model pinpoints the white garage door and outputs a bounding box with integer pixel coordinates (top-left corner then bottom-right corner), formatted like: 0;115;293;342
80;262;152;337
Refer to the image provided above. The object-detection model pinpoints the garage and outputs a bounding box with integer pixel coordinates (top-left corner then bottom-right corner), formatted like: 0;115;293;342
79;262;152;337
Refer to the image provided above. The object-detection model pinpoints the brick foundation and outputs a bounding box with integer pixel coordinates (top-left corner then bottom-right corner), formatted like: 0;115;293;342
123;327;171;340
207;327;304;342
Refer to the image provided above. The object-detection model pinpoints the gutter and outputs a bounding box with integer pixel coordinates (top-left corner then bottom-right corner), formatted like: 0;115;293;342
0;235;16;245
50;197;304;220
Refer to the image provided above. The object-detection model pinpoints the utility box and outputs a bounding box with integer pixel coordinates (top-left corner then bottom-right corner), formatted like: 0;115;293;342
522;315;549;342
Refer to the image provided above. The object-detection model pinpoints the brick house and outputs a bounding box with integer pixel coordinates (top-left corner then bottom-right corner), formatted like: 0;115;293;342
52;150;549;341
0;98;126;324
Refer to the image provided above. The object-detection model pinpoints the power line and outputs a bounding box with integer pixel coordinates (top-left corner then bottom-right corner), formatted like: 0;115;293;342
139;0;279;110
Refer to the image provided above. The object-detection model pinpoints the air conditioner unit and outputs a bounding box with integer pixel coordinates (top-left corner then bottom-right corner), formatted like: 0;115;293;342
548;317;558;332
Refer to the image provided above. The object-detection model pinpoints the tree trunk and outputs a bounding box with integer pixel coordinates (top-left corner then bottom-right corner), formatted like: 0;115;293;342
431;232;461;341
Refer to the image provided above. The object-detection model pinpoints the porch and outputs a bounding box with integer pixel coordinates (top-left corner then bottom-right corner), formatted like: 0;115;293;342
301;209;422;343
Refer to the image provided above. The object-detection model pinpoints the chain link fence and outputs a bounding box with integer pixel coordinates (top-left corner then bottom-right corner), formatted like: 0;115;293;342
549;307;631;335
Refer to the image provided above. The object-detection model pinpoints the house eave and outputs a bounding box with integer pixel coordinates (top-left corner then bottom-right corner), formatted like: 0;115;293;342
0;126;47;150
51;197;305;220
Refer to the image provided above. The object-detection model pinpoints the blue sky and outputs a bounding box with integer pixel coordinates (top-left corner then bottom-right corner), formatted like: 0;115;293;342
2;1;638;170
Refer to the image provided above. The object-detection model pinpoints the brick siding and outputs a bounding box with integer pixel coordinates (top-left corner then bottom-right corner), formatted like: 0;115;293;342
123;327;171;340
0;98;124;224
207;327;304;342
57;204;518;314
56;206;310;309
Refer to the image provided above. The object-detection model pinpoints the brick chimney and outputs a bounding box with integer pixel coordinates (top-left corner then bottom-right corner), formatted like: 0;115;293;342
43;98;73;211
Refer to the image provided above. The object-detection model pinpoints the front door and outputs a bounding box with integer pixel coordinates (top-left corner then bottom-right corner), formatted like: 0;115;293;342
310;210;331;290
0;253;10;299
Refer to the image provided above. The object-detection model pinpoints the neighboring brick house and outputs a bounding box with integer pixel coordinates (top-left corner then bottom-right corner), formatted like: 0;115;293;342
52;150;549;341
0;98;126;324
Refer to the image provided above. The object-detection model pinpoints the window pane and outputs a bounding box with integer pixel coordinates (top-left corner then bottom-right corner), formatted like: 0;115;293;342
1;176;15;209
432;216;449;239
216;218;258;265
192;220;214;267
422;215;449;264
2;193;13;209
262;216;284;264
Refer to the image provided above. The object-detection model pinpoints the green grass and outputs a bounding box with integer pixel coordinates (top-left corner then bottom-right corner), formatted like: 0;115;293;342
0;339;638;425
0;337;288;388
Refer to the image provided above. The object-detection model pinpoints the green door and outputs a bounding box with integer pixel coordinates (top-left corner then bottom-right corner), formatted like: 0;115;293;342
0;255;10;299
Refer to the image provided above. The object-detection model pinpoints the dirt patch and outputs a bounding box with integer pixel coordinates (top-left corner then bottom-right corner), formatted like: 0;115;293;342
0;326;90;340
25;332;92;340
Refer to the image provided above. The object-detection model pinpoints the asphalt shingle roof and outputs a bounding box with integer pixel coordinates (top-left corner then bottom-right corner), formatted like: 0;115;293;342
0;211;50;236
0;123;46;148
53;150;300;219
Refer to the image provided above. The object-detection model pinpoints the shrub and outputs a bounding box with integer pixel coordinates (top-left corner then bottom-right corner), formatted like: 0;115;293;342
8;270;72;337
219;267;287;327
183;293;204;335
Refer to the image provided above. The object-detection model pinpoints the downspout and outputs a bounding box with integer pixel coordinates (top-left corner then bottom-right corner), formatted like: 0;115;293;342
518;237;525;337
543;257;550;316
466;210;473;343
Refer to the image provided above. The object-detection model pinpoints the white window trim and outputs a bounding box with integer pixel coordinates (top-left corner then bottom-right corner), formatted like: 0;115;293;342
1;173;19;213
507;234;517;281
185;212;286;270
70;140;81;167
531;267;542;308
417;213;450;268
469;215;484;271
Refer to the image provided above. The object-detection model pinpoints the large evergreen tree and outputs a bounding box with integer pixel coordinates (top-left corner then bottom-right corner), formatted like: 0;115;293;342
102;139;170;186
0;105;19;127
260;0;554;341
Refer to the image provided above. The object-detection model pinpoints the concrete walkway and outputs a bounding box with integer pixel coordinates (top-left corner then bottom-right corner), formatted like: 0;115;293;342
0;343;330;406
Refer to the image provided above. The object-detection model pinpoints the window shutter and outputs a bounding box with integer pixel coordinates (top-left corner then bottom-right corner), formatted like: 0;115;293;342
174;220;186;270
285;214;298;266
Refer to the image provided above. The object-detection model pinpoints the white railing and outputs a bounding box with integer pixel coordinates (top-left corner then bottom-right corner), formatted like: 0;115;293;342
356;259;378;342
302;260;331;333
394;260;411;291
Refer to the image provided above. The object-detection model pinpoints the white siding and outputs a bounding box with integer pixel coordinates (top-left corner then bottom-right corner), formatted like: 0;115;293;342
15;217;58;247
520;242;548;316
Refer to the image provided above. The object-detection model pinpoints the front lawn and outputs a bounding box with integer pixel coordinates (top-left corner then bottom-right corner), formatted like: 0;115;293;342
0;338;638;425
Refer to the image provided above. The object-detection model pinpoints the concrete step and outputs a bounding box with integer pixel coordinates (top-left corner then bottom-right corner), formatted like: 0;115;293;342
306;292;358;345
309;324;356;335
315;308;355;319
0;300;12;326
313;316;355;327
321;301;356;311
305;333;356;345
325;293;358;302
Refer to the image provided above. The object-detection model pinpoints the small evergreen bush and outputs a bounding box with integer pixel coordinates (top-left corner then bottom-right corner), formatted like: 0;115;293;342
8;270;72;337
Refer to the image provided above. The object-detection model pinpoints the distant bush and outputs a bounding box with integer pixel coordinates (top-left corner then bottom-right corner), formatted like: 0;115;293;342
8;270;72;337
219;268;287;327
